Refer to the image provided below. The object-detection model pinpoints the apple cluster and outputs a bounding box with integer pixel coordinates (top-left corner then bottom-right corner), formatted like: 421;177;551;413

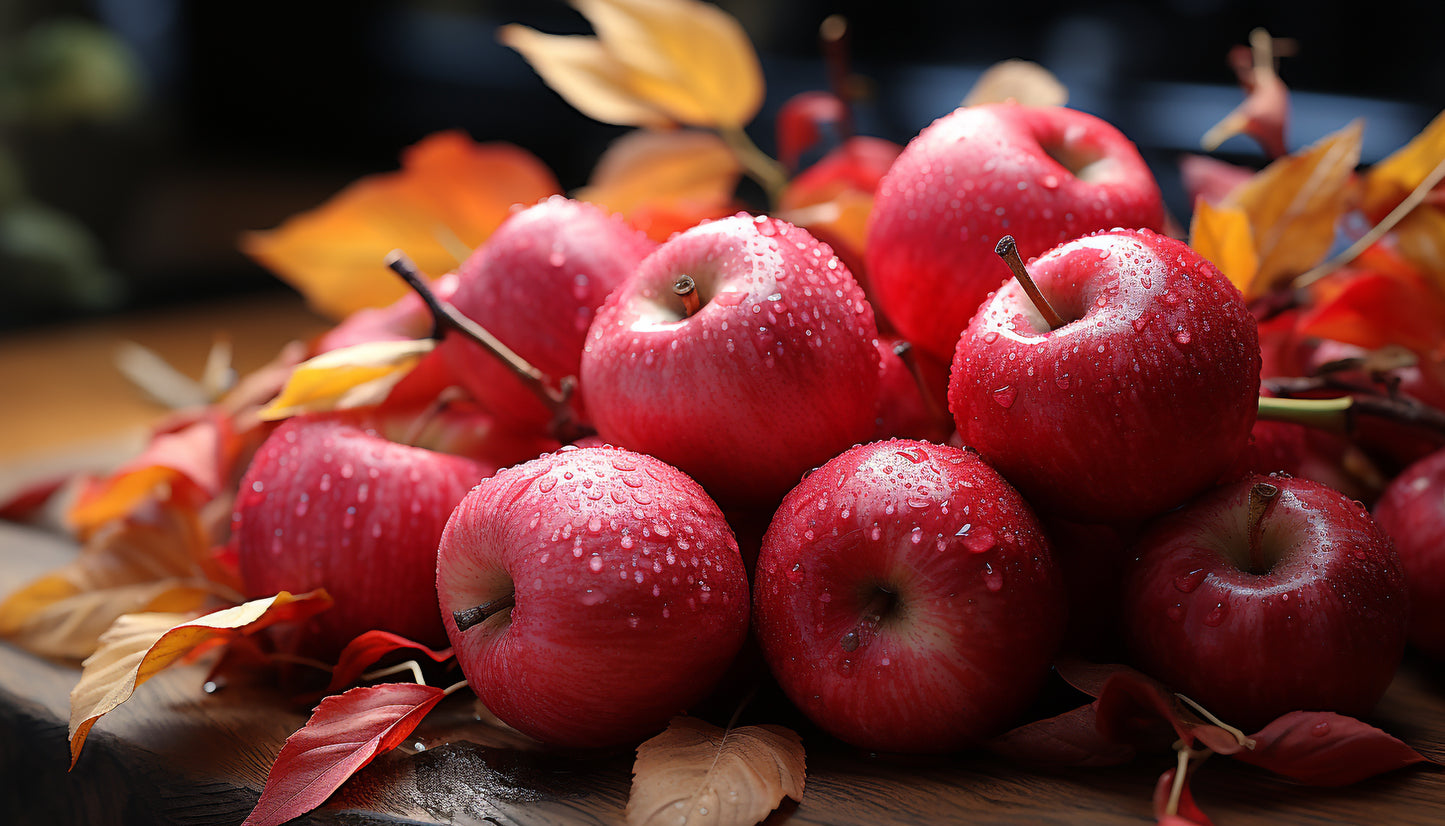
230;102;1427;753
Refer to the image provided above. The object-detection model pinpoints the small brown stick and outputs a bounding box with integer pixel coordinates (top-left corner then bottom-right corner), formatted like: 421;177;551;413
453;592;516;632
996;236;1066;330
673;275;702;317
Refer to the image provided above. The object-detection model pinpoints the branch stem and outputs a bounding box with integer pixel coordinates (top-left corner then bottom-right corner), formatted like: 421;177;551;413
719;126;789;208
453;592;516;632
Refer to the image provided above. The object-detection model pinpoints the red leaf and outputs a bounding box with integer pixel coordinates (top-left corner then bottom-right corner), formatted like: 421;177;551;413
1055;657;1130;698
1087;667;1248;756
776;91;848;172
0;473;70;523
1296;269;1445;358
987;702;1135;767
326;630;453;693
1153;763;1215;826
1233;711;1436;786
243;683;446;826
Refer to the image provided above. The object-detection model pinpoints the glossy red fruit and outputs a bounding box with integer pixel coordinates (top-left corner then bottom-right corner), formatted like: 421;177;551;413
866;103;1165;359
440;196;655;430
233;418;487;655
949;229;1260;523
872;337;952;444
581;214;881;506
753;440;1065;752
1374;448;1445;658
436;446;750;748
1124;476;1408;730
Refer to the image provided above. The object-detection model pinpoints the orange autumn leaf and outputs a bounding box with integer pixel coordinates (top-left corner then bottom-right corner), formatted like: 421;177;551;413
577;129;740;240
257;338;436;421
243;131;559;320
627;716;805;826
1223;120;1363;297
500;0;763;129
1361;109;1445;217
0;501;222;659
779;137;902;270
1188;198;1259;294
67;411;232;535
68;590;333;767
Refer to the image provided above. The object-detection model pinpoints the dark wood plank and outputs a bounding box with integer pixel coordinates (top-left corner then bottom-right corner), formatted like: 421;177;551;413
2;521;1443;825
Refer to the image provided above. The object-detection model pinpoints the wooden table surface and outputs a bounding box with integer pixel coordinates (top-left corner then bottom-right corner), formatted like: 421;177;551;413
2;294;1445;825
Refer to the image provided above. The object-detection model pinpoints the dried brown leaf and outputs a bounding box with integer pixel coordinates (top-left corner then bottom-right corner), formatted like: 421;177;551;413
963;59;1068;108
68;590;333;767
626;716;804;826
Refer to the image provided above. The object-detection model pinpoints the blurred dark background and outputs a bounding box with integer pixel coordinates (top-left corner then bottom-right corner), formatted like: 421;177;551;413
3;0;1443;329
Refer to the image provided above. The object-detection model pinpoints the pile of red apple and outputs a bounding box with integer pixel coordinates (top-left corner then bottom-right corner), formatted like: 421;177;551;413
216;97;1445;768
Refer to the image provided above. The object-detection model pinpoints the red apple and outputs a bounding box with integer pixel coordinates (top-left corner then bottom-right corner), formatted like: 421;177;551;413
949;229;1260;522
232;418;487;654
872;337;952;443
580;214;881;506
1124;476;1408;729
436;446;750;748
866;102;1166;358
440;196;655;430
752;439;1066;752
1373;447;1445;658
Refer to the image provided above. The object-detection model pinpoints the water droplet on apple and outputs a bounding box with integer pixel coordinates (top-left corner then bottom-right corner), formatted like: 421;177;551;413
1203;601;1228;627
982;562;1003;592
787;563;803;583
1311;720;1331;737
963;526;996;553
991;386;1018;408
1167;603;1185;622
1173;569;1207;593
1174;329;1192;345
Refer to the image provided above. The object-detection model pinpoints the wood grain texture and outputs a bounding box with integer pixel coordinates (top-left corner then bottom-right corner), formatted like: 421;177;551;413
3;520;1444;825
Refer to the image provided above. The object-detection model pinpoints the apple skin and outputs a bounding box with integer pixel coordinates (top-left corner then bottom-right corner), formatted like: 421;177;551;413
580;214;881;506
866;102;1166;359
436;446;750;748
232;418;488;655
752;439;1066;752
440;196;655;430
949;228;1260;523
872;337;953;444
1373;448;1445;658
1124;476;1408;730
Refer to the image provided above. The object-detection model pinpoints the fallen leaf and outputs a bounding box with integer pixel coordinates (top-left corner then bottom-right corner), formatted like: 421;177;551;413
987;702;1135;768
68;590;333;767
1188;198;1259;294
576;128;741;240
326;630;453;693
242;683;446;826
501;0;763;129
1233;711;1435;786
67;411;231;534
1389;206;1445;284
1296;268;1445;357
257;338;436;421
626;716;804;826
0;473;70;523
962;59;1068;108
1224;120;1363;297
1361;109;1445;218
0;500;220;658
243;131;559;320
1179;154;1254;207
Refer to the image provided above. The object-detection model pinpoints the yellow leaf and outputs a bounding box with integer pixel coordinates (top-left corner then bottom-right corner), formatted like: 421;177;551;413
1188;199;1259;295
962;60;1068;108
0;502;218;659
626;716;805;826
257;338;436;421
243;131;559;320
1362;109;1445;217
1392;205;1445;285
1224;120;1363;295
498;27;674;128
577;129;740;220
502;0;764;129
68;590;333;767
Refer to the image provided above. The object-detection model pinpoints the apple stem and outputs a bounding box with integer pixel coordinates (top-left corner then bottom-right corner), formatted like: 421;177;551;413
1246;481;1280;574
819;15;855;141
385;251;592;443
840;587;894;652
995;236;1066;330
1258;387;1445;438
673;275;702;317
894;340;948;424
453;592;516;632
